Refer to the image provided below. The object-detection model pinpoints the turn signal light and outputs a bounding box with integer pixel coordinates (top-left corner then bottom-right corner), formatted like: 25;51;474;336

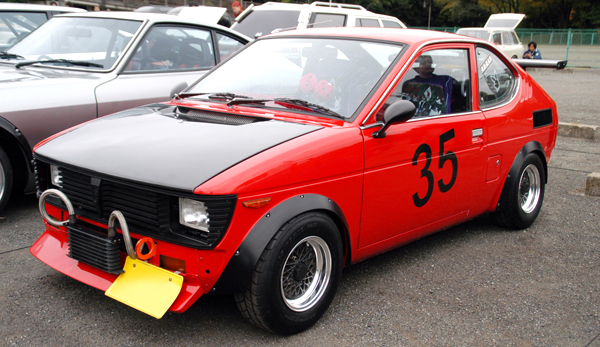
242;197;272;209
160;255;186;273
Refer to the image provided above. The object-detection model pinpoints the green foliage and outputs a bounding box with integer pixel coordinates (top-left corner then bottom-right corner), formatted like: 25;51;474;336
347;0;599;28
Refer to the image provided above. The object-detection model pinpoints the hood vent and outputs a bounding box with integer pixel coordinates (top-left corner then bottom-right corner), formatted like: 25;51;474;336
176;107;261;125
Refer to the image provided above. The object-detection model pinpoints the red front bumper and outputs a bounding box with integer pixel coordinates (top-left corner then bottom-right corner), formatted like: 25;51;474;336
30;222;205;313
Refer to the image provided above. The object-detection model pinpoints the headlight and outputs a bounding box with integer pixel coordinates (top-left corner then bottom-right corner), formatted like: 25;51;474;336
179;198;210;232
50;165;63;188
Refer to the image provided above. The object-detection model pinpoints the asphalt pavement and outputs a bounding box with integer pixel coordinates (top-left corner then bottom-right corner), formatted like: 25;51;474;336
0;68;599;346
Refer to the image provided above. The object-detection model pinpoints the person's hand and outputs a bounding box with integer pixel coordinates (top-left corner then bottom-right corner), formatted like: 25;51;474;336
524;53;532;59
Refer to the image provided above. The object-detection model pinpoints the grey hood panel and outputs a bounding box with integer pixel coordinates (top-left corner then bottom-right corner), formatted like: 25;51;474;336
35;106;322;192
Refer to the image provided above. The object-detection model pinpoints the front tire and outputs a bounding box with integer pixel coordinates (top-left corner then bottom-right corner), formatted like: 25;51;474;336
235;212;343;335
493;153;545;229
0;147;13;212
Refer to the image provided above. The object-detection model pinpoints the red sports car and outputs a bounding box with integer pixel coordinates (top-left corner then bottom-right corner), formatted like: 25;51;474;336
31;27;562;334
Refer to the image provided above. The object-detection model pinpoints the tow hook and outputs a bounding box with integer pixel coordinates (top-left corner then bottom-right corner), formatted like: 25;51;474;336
39;189;76;227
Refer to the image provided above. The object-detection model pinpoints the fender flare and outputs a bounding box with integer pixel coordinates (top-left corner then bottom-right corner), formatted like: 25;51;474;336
495;141;547;212
0;116;34;189
213;193;350;293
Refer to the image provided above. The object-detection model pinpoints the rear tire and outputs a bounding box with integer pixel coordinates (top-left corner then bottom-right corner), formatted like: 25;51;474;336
235;212;343;335
0;147;13;212
493;153;545;229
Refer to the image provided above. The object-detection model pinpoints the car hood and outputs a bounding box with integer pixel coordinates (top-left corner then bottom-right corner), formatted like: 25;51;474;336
0;63;108;84
34;105;323;192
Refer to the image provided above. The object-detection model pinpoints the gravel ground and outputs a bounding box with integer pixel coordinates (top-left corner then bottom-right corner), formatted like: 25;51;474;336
1;69;599;346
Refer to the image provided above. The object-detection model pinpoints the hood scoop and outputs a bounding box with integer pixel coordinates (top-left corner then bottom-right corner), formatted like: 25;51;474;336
175;106;263;125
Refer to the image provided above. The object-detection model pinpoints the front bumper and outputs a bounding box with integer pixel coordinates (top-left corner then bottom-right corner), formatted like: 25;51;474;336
30;220;205;314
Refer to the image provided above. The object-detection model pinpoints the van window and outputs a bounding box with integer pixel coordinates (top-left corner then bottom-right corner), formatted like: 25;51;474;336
233;10;300;37
356;18;379;27
382;20;402;28
309;13;346;28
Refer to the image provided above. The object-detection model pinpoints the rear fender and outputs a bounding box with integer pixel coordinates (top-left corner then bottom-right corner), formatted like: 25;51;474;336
494;141;547;212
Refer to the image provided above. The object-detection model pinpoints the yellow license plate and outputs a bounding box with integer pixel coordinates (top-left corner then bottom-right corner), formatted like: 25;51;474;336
105;257;183;319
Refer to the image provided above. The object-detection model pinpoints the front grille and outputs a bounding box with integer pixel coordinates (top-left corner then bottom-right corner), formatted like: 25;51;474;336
37;161;236;250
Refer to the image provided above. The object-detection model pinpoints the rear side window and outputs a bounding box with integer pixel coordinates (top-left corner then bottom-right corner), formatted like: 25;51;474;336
476;47;516;108
510;31;520;44
309;13;346;28
216;33;245;61
356;18;380;27
492;32;501;45
382;20;402;28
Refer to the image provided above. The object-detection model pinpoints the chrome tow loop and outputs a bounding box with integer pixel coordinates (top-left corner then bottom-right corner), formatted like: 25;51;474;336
108;210;137;260
39;189;76;227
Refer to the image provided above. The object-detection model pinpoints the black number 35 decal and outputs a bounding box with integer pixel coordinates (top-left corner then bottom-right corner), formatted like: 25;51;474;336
412;129;458;207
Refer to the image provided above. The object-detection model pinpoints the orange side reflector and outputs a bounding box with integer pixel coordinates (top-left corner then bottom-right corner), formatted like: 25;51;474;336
242;197;272;209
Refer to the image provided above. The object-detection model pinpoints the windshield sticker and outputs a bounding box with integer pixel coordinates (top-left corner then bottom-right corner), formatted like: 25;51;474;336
479;54;493;75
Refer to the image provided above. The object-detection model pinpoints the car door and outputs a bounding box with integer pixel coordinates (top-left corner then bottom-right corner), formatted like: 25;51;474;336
358;45;487;252
95;25;246;116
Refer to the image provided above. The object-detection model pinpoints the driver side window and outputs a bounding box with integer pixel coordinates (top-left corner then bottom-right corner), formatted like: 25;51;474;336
124;25;215;73
378;48;471;120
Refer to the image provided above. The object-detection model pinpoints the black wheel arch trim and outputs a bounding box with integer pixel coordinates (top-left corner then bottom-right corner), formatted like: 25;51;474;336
213;193;350;294
495;141;547;212
0;116;34;177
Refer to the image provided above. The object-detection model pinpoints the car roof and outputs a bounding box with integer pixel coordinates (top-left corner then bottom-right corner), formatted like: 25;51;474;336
266;27;475;46
55;11;249;37
0;2;86;12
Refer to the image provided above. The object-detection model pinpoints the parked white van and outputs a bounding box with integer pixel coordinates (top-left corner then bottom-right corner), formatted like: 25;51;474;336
231;1;406;38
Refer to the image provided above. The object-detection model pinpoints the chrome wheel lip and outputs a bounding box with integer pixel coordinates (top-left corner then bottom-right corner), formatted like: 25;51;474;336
519;163;541;214
281;235;332;312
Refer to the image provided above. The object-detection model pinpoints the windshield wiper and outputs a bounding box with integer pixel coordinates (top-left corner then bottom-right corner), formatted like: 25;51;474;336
0;51;25;60
174;92;252;101
15;59;104;69
274;98;344;119
226;97;344;118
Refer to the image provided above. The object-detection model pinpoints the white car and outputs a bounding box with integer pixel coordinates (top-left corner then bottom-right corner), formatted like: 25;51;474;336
231;1;406;38
456;13;526;59
0;3;85;51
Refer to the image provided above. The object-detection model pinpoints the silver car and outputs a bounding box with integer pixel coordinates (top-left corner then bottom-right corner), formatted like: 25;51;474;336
0;3;85;51
0;11;250;211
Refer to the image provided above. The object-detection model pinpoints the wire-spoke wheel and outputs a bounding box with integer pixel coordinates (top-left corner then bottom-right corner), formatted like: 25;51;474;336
519;164;541;214
281;236;332;312
235;212;343;335
493;153;545;229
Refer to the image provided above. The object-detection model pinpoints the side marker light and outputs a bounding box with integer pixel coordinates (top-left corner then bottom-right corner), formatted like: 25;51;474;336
242;197;272;209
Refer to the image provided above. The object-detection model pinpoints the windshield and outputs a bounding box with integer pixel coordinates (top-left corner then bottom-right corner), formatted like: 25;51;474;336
232;10;301;37
7;16;142;70
187;37;404;120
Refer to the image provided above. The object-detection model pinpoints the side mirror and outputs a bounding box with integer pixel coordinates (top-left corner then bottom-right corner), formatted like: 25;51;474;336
373;100;416;138
170;82;188;99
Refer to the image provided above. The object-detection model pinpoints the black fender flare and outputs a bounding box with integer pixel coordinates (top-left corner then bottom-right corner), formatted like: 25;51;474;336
0;116;34;189
213;193;350;293
495;141;547;212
